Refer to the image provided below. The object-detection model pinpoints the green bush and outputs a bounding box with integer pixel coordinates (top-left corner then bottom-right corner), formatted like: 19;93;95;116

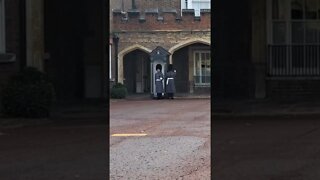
0;67;55;118
111;83;127;99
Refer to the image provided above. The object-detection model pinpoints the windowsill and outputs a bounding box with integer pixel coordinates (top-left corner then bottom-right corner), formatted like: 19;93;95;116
194;84;210;87
0;53;16;63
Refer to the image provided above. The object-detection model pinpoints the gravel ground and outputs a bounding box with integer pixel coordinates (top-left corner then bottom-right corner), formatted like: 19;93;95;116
110;99;210;179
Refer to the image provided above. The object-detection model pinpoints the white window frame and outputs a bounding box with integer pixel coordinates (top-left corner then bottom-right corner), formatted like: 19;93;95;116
181;0;210;16
193;50;211;86
109;43;112;80
0;0;5;53
267;0;320;75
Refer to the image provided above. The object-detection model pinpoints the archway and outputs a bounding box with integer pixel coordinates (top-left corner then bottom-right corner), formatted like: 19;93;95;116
122;49;151;94
169;39;211;94
118;44;152;83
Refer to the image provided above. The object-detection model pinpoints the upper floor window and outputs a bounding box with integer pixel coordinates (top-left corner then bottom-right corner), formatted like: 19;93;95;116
0;0;5;53
270;0;320;46
181;0;210;16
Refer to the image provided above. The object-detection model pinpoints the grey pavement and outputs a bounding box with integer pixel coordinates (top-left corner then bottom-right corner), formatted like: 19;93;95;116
213;98;320;180
110;99;210;179
213;116;320;180
0;102;108;180
0;124;107;180
213;99;320;119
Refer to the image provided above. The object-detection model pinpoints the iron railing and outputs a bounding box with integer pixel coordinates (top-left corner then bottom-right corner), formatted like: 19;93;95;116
267;45;320;76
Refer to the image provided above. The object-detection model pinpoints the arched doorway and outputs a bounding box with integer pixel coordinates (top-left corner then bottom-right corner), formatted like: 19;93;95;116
123;49;151;94
170;41;211;94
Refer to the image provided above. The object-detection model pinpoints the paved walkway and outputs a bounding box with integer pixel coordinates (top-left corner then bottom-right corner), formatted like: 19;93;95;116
213;99;320;119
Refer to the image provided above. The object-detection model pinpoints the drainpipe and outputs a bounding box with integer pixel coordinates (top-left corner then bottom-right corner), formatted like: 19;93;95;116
113;34;119;83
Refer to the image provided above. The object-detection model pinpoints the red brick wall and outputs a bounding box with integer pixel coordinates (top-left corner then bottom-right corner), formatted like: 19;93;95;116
110;0;181;11
113;11;211;31
135;0;181;10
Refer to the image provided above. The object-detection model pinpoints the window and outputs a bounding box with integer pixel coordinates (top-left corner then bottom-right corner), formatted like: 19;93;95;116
194;51;210;85
268;0;320;76
192;0;210;16
181;0;210;16
0;0;5;53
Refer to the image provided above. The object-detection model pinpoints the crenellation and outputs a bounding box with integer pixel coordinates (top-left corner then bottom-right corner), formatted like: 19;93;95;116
181;9;195;14
200;9;211;13
112;8;211;31
127;9;140;18
145;8;159;14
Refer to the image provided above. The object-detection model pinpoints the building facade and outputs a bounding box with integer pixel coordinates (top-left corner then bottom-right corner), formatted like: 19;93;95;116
214;0;320;99
0;0;107;101
110;0;211;95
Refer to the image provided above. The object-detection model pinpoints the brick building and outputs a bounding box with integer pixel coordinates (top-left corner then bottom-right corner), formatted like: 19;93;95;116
110;0;211;95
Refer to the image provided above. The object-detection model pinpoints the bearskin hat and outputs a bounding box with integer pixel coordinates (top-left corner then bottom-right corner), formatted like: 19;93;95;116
156;64;162;71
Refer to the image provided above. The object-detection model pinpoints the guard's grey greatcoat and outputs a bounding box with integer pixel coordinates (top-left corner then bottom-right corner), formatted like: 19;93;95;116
155;71;164;93
165;71;176;93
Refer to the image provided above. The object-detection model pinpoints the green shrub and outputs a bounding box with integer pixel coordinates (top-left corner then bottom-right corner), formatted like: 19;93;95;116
111;83;127;99
0;67;55;118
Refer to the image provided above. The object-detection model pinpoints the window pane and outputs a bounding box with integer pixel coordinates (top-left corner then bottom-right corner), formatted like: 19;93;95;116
306;22;319;43
206;56;210;68
201;52;205;61
306;0;318;19
201;53;206;82
199;2;210;9
291;0;304;19
205;52;209;61
273;22;286;44
195;53;200;76
273;0;287;19
292;22;304;43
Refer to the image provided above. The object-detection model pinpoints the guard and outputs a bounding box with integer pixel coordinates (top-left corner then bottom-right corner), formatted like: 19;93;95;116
155;64;164;99
165;64;176;99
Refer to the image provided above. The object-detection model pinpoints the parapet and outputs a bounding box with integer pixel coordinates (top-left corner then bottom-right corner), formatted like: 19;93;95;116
112;8;211;31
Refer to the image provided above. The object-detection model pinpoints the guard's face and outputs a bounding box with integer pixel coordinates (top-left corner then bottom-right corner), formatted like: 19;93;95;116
157;69;160;72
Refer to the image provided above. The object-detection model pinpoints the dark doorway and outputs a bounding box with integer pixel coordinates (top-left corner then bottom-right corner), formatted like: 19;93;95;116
44;0;106;100
172;48;189;93
124;50;150;94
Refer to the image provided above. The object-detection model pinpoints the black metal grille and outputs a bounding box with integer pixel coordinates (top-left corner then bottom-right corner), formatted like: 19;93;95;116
267;45;320;76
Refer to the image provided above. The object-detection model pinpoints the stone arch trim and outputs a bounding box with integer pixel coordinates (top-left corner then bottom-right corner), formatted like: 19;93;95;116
168;38;211;63
118;44;152;83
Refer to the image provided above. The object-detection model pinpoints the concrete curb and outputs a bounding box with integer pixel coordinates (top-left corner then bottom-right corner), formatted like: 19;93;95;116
111;96;211;101
213;112;320;119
